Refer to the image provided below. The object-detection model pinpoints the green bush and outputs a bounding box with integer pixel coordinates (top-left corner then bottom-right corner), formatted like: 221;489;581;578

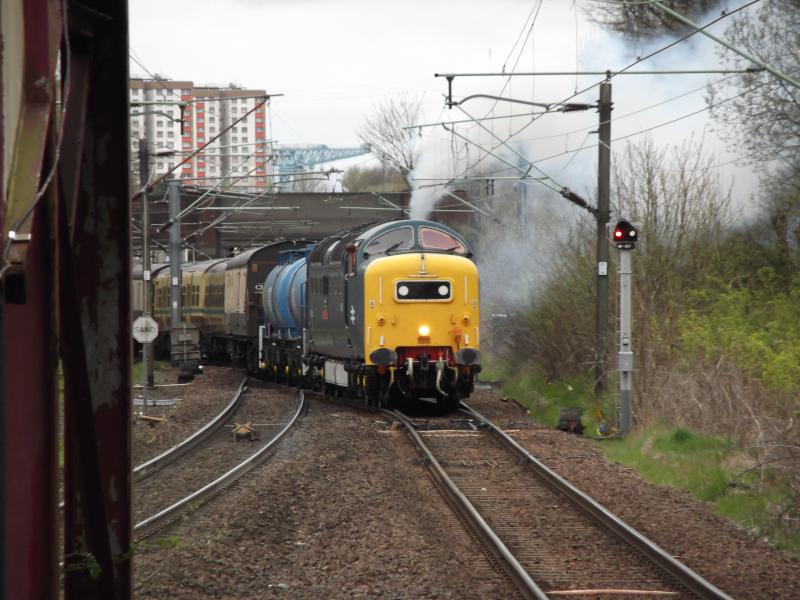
678;273;800;394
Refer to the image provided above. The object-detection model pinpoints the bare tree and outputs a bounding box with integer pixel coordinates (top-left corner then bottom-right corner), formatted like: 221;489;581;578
580;0;722;39
281;171;325;193
499;136;731;381
341;164;408;192
707;0;800;266
708;0;800;166
357;94;423;184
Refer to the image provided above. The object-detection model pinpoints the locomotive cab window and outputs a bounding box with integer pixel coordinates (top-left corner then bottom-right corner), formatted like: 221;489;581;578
395;279;452;302
363;226;413;257
419;227;465;254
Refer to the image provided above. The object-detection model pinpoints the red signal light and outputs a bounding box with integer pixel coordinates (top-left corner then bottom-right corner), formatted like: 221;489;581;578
612;219;637;249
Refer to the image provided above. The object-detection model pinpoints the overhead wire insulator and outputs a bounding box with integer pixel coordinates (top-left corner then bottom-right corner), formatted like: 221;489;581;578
560;187;597;215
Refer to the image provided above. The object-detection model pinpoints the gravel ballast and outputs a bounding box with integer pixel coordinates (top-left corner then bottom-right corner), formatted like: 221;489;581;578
466;388;800;600
135;397;516;598
134;385;800;599
133;366;243;465
134;383;298;524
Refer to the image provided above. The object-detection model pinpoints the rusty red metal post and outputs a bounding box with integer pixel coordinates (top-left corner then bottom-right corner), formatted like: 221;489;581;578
60;2;133;598
2;1;62;598
3;1;132;598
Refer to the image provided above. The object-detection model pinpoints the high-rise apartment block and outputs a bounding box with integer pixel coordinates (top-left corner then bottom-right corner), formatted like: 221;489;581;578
130;78;273;192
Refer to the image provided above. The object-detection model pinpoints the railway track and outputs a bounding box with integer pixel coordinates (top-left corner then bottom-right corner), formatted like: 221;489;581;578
134;386;305;539
388;404;733;600
134;376;249;480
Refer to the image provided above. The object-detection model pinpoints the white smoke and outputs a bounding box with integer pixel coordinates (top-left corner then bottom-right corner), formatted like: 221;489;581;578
409;187;451;220
406;2;759;222
404;2;761;313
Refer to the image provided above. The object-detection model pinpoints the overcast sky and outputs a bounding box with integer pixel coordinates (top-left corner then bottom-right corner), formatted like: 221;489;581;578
129;0;760;206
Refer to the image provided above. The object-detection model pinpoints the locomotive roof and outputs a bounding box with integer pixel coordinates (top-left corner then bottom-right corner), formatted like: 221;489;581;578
356;219;466;243
308;219;472;265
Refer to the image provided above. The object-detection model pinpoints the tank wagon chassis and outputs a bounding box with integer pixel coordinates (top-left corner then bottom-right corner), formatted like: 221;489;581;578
145;220;482;410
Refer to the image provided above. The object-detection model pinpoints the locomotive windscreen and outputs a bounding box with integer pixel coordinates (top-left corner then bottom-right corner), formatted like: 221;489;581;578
395;280;452;301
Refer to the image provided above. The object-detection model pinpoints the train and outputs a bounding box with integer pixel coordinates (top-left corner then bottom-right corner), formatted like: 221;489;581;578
134;219;481;408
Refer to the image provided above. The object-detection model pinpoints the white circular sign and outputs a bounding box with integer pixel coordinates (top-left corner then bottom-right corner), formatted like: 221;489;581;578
133;316;159;343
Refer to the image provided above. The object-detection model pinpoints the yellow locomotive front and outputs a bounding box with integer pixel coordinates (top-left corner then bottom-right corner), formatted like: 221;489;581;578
361;222;480;409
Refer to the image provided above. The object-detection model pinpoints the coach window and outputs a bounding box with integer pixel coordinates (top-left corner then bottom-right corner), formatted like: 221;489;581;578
363;226;413;257
419;227;466;254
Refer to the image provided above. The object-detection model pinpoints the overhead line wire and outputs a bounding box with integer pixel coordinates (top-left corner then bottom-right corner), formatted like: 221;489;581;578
479;0;545;130
421;69;778;184
424;0;760;194
129;52;184;101
473;73;781;181
133;96;270;205
155;125;272;231
519;71;741;143
652;1;799;89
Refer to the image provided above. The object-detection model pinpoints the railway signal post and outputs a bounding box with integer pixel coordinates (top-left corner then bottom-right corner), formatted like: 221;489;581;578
613;219;637;436
167;180;201;370
139;139;155;388
168;179;182;334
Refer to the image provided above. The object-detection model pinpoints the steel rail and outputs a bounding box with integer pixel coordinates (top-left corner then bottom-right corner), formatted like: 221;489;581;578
461;403;733;600
386;409;549;600
134;389;306;538
57;377;251;513
134;376;249;480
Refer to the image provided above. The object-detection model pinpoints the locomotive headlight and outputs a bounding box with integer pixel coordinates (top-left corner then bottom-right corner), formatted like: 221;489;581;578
398;285;409;297
418;325;431;336
438;285;448;296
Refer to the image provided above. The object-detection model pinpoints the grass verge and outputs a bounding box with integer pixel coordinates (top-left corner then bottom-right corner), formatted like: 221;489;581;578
132;359;170;382
602;428;800;556
478;357;616;433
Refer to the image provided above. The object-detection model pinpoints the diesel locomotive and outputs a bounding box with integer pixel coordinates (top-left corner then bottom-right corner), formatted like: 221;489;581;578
143;219;481;409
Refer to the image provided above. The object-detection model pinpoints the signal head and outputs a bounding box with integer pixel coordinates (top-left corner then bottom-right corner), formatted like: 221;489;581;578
612;219;637;249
